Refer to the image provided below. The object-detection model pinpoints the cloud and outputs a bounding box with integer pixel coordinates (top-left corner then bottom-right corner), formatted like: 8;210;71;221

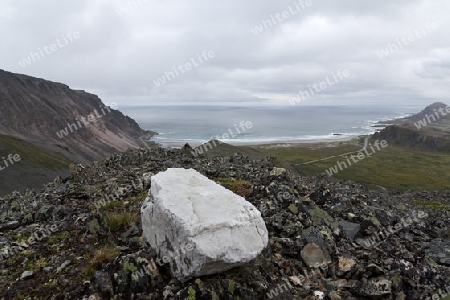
1;0;449;106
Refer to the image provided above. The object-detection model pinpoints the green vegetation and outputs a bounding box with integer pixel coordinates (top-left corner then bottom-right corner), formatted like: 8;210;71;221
47;231;70;245
26;256;48;270
123;261;138;272
187;286;196;300
0;134;72;195
12;234;27;243
228;280;235;295
412;200;450;210
98;200;122;210
0;134;71;171
215;178;253;197
288;204;298;214
255;139;450;191
104;211;139;232
125;191;148;203
85;245;121;276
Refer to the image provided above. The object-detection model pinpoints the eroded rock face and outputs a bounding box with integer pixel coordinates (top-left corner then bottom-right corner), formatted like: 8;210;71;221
141;168;268;281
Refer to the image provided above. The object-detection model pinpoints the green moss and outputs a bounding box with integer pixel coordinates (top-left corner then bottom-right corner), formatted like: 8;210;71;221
12;234;27;243
308;206;334;227
47;231;70;245
362;216;381;227
88;219;102;235
392;275;402;283
396;204;406;211
425;256;441;268
187;286;196;300
288;204;298;215
123;261;138;272
228;280;235;295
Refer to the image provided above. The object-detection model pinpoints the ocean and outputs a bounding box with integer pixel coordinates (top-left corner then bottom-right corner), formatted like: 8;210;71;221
120;104;423;147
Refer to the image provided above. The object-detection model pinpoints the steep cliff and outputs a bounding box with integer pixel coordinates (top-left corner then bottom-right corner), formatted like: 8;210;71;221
0;69;153;163
0;69;155;195
372;102;450;152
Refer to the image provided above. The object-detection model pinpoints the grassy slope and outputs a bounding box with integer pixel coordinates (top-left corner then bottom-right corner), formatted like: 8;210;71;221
0;135;72;169
0;134;72;195
254;138;450;191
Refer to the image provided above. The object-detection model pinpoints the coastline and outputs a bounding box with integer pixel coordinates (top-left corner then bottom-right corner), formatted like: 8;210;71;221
153;135;360;149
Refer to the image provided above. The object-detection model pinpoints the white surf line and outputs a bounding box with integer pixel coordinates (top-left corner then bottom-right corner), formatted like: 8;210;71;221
298;137;369;165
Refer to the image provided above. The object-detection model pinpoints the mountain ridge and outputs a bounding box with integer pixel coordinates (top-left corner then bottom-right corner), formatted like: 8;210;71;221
0;69;155;195
0;69;154;163
372;101;450;152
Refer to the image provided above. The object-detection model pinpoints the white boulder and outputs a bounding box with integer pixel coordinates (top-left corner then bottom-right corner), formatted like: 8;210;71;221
141;168;268;281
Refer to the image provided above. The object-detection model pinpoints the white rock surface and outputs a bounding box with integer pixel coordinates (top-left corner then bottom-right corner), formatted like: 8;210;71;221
141;168;268;281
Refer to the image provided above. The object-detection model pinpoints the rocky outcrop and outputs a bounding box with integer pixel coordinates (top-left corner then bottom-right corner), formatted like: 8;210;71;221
141;168;268;281
372;102;450;152
371;124;450;152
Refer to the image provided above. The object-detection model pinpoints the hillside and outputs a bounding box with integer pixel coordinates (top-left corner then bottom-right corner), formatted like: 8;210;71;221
0;69;154;163
0;146;448;299
402;102;450;124
0;69;156;195
372;102;450;152
0;134;71;195
252;103;450;191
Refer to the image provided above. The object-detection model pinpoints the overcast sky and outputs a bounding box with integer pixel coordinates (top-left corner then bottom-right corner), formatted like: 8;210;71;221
1;0;449;107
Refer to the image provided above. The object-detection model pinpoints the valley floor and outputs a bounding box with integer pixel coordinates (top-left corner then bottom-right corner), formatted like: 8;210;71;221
252;136;450;191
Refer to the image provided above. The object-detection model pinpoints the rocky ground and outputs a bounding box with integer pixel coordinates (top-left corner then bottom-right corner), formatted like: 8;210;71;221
0;145;449;299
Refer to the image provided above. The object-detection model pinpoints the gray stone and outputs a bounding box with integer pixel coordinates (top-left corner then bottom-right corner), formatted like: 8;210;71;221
0;220;20;231
57;260;71;274
339;221;360;241
93;271;114;297
425;238;450;266
20;271;34;280
353;277;392;296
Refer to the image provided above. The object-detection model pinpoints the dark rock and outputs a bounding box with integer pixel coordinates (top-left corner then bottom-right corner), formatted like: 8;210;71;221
339;220;361;241
93;271;114;298
425;238;450;266
0;220;20;231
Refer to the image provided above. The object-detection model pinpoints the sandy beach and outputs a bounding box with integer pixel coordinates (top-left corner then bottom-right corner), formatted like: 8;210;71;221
154;135;360;149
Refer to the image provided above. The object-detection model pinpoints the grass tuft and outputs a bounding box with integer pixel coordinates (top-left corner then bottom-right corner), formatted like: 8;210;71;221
85;245;121;276
215;178;253;197
104;211;139;232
